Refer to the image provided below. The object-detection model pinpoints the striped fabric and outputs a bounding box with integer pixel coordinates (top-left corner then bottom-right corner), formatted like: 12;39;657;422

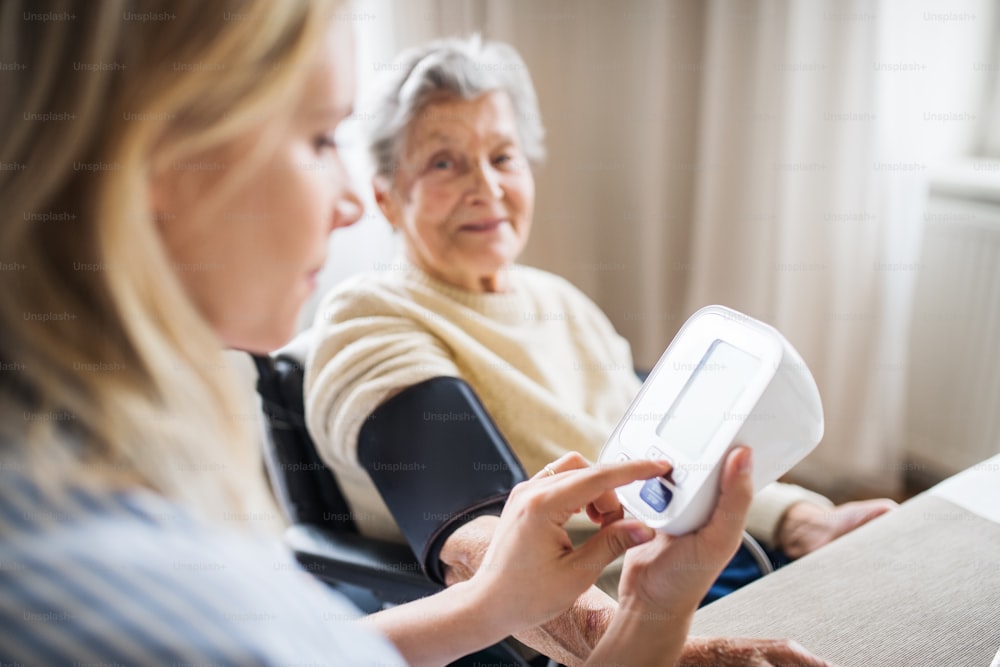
0;472;405;666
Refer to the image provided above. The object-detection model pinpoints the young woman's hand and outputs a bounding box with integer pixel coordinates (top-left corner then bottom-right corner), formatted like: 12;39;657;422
470;452;669;632
365;452;669;666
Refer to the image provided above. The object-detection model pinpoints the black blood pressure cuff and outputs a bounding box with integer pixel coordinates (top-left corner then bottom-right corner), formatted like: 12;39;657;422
357;377;526;584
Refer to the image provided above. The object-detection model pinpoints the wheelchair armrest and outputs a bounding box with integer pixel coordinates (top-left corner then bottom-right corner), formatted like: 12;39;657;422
284;523;442;604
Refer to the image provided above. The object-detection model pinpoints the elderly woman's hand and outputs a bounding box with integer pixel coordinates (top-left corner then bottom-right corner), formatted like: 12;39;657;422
680;636;837;666
470;452;669;632
777;498;898;559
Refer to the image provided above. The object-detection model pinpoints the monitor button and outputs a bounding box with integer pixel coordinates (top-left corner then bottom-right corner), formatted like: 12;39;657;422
645;446;671;463
639;478;672;512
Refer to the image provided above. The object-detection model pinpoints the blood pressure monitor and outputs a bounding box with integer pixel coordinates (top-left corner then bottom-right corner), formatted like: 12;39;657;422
598;305;824;535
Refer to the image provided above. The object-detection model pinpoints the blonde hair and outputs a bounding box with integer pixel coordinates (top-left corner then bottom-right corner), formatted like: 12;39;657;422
0;0;339;526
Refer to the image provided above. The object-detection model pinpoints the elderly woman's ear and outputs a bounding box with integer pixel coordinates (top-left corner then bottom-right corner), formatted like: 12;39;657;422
372;174;400;229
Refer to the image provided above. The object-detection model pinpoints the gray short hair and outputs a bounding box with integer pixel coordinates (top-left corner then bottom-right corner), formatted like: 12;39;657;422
365;35;546;181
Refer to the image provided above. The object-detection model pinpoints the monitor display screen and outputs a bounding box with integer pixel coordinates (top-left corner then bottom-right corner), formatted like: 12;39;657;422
655;340;761;459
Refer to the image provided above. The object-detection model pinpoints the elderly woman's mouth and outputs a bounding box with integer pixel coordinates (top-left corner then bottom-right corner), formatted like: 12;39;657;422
458;218;508;232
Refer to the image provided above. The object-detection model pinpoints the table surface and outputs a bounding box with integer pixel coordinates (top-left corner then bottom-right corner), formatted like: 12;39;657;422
692;455;1000;667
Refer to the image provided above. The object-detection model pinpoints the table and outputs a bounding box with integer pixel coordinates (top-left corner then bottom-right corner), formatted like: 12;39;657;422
691;455;1000;666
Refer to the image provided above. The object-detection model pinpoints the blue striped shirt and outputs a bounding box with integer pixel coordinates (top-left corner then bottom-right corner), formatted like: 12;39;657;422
0;472;406;666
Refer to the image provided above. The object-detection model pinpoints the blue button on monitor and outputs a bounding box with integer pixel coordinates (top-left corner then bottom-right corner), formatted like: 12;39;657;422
639;478;672;512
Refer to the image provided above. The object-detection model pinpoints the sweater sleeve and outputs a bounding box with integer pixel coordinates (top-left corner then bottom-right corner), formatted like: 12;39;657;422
304;280;461;468
746;481;835;549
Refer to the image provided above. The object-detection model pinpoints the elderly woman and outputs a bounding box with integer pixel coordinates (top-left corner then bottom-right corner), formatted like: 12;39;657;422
305;35;868;664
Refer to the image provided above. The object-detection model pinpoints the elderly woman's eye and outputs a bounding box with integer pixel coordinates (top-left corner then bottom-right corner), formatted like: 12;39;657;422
493;153;512;166
431;157;453;170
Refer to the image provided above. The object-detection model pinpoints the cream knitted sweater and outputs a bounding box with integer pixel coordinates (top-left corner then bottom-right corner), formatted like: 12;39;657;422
304;264;830;548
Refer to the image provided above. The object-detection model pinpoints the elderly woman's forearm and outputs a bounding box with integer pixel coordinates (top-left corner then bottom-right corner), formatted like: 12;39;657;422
512;588;617;666
586;600;690;667
440;515;501;584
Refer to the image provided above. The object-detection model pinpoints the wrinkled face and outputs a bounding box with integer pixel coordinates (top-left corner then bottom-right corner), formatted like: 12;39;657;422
152;21;362;353
376;91;535;293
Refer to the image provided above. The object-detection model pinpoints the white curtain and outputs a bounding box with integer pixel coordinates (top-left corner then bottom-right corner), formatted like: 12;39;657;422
332;0;995;496
684;0;992;494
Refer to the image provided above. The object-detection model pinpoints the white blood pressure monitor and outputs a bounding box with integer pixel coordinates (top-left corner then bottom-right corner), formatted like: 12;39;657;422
599;305;824;535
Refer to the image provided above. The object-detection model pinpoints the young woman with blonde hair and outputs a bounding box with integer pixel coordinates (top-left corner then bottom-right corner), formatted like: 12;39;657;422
0;1;788;665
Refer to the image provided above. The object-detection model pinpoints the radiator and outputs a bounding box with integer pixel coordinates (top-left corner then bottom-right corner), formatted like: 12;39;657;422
905;185;1000;477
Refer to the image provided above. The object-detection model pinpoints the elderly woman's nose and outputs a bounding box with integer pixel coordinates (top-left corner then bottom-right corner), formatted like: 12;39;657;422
466;160;504;201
